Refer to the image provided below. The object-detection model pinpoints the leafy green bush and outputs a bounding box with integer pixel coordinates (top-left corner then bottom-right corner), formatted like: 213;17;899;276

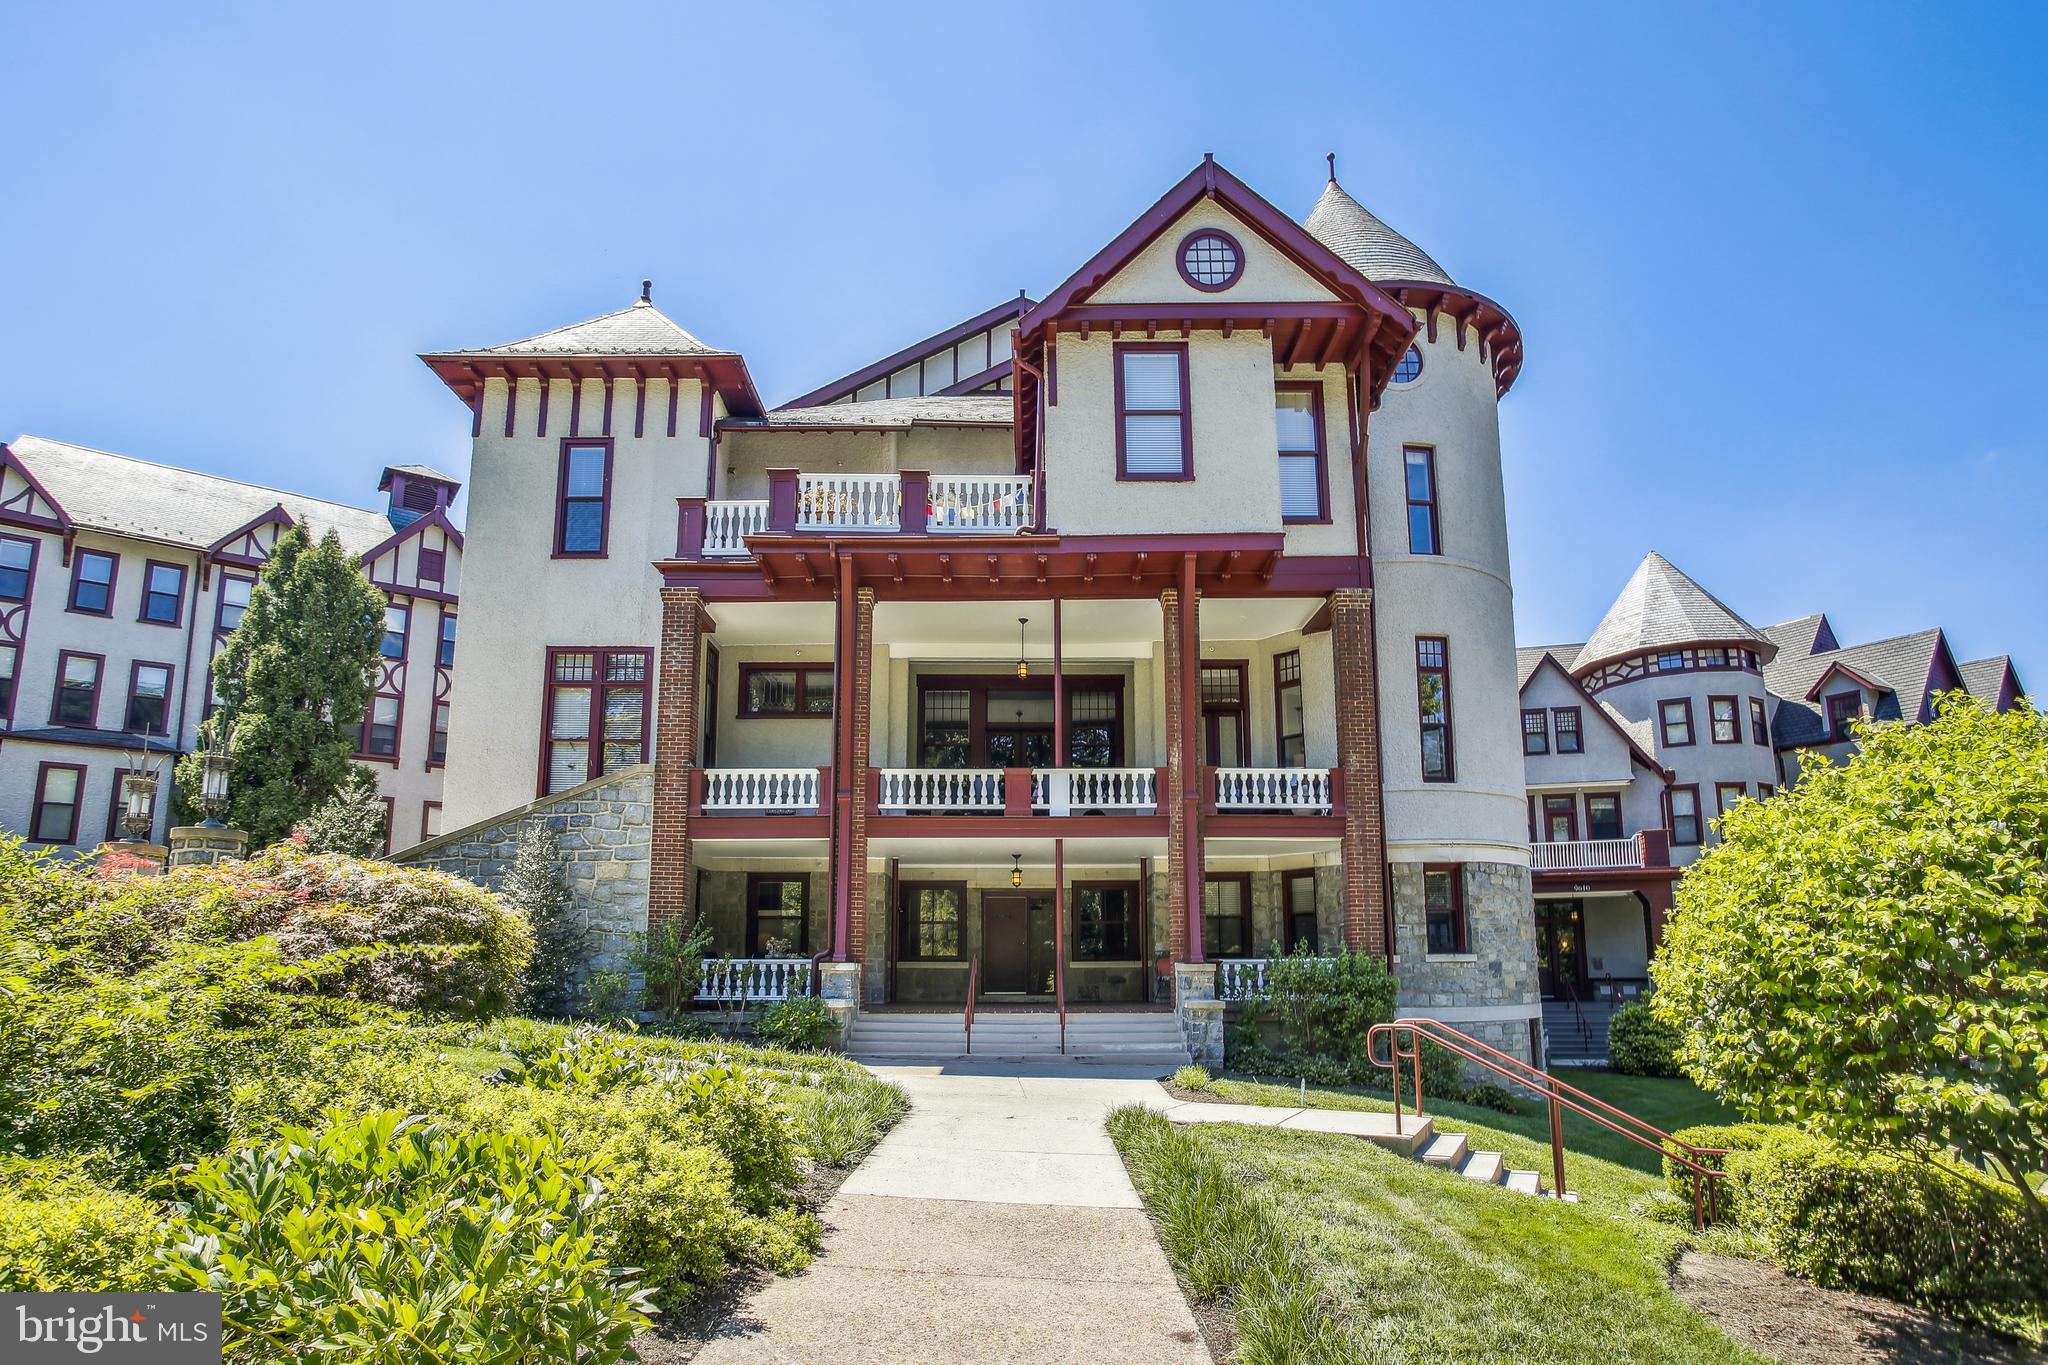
585;969;633;1019
1661;1122;1785;1217
751;994;836;1051
1462;1082;1519;1114
1665;1123;2048;1339
493;1023;686;1091
1227;1032;1465;1104
1606;1002;1682;1077
160;1111;653;1362
632;917;714;1017
293;774;389;857
1248;948;1398;1063
0;1158;164;1292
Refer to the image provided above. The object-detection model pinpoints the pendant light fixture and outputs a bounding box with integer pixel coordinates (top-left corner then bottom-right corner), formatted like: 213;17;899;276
1010;853;1024;889
1015;617;1030;679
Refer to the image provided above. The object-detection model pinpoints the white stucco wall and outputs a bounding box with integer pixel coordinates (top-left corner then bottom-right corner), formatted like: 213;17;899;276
1592;665;1778;862
1518;663;1664;838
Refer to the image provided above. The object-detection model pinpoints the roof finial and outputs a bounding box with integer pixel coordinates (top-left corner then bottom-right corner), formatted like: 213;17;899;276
1326;152;1337;183
640;279;653;304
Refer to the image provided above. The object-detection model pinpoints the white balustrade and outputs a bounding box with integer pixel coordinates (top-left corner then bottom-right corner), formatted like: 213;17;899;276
1216;959;1273;1001
797;473;899;531
1531;838;1642;872
926;474;1033;533
702;499;768;556
1214;767;1334;813
1032;767;1157;815
876;768;1006;813
701;768;821;811
695;957;814;1004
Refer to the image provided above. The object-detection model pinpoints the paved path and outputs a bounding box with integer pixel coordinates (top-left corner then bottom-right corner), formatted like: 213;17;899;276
692;1061;1209;1364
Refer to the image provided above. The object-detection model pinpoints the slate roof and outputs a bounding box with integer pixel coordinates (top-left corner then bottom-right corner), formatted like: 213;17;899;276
1598;701;1660;762
1959;656;2019;706
724;396;1013;431
1759;615;1830;659
1517;644;1584;691
7;435;399;558
1303;180;1455;287
382;463;459;483
429;297;732;358
1764;628;1945;747
1574;552;1774;672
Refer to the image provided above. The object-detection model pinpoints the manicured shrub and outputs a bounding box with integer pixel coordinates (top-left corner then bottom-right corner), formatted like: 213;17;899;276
0;1158;164;1292
1661;1122;1786;1216
751;994;836;1051
1462;1082;1519;1114
160;1111;653;1362
1606;1002;1682;1077
1252;948;1398;1063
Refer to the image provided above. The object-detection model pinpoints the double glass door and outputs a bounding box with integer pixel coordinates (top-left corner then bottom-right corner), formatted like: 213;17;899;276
919;677;1123;768
1535;901;1587;1000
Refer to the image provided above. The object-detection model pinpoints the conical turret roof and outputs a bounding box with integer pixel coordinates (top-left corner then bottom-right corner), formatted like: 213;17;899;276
1574;552;1775;673
1303;179;1454;287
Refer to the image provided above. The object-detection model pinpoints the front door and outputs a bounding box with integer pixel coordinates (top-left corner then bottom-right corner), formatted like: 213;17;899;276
982;893;1031;994
1535;901;1586;1000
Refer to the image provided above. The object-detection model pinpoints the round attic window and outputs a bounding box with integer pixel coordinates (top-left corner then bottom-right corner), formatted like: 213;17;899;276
1177;229;1244;291
1391;345;1424;384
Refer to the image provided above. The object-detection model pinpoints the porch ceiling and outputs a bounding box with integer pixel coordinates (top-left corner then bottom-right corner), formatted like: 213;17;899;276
704;599;835;646
868;834;1168;867
694;837;830;864
873;595;1325;659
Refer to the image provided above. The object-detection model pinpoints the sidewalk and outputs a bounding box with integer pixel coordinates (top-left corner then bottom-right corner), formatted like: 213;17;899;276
690;1061;1210;1364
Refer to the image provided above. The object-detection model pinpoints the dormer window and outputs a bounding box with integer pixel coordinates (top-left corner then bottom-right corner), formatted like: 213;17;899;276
1176;229;1243;291
1114;344;1191;481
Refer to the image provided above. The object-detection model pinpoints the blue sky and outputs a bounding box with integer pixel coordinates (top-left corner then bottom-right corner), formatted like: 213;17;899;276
3;3;2043;683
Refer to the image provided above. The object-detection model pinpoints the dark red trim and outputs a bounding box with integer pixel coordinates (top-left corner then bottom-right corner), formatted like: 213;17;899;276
896;879;968;962
421;800;442;843
1517;652;1669;778
1271;647;1304;766
1706;694;1741;745
1273;379;1329;523
1583;790;1623;841
1403;445;1441;555
936;359;1014;396
205;502;295;562
1714;782;1746;818
1666;784;1702;846
1112;341;1193;481
1198;870;1253;959
123;658;175;736
1825;691;1863;742
1422;863;1469;955
1550;706;1583;754
29;761;87;846
0;443;73;532
50;649;104;728
64;547;119;617
1521;707;1549;755
138;559;187;627
1658;697;1696;748
536;645;652;797
1749;696;1770;747
553;438;614;559
781;295;1035;410
736;662;834;719
354;688;404;764
1416;635;1454;783
688;813;831;840
1804;660;1884;703
1174;227;1246;293
744;870;811;954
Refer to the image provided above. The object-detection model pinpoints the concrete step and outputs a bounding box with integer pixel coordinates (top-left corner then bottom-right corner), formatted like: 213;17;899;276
1503;1169;1544;1197
1460;1151;1505;1186
1419;1132;1470;1170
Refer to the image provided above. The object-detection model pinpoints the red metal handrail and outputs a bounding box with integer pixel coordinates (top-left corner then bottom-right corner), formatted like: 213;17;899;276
1367;1016;1728;1227
963;957;980;1056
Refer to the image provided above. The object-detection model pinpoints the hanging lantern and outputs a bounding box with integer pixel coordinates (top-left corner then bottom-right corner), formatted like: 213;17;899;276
1010;853;1024;889
1015;617;1029;679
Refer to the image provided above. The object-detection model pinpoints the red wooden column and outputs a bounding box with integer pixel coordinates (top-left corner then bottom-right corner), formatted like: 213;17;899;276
1331;588;1388;957
829;556;875;963
1052;598;1066;765
650;586;706;933
1162;556;1205;963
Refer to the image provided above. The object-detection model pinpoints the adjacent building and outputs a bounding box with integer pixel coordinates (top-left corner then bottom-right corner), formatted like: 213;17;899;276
412;154;1543;1059
0;438;462;854
1520;549;2028;1058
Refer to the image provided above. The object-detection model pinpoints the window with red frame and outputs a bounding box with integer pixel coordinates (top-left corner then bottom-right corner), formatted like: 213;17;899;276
125;662;173;735
1749;696;1769;746
1423;865;1467;954
1416;637;1454;781
1552;707;1582;754
542;648;650;793
1708;695;1740;744
1826;692;1862;742
67;550;116;615
1521;709;1549;755
30;764;85;844
1273;384;1327;521
139;561;185;625
431;701;450;764
355;694;400;758
1659;698;1694;747
1716;782;1746;817
1404;447;1441;554
1114;344;1191;479
51;653;101;727
1669;786;1701;845
556;441;612;556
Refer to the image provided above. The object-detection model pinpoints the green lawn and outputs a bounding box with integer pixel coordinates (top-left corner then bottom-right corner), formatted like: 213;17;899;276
1203;1067;1739;1176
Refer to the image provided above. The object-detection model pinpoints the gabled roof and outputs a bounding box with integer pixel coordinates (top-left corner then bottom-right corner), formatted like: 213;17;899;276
379;463;460;489
1959;655;2023;708
1518;650;1669;778
1303;179;1454;287
1765;627;1947;747
779;295;1033;410
5;435;399;558
1760;613;1839;659
439;297;729;359
1517;643;1584;690
723;396;1012;433
1573;552;1774;675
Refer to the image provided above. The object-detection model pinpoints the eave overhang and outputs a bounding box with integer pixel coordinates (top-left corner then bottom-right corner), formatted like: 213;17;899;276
1380;280;1524;398
419;351;766;421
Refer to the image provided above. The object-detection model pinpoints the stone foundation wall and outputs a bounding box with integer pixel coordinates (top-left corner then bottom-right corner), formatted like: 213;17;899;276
395;767;653;977
1390;858;1540;1069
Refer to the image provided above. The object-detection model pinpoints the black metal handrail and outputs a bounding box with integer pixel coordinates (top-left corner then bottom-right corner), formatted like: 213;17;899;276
1367;1016;1728;1226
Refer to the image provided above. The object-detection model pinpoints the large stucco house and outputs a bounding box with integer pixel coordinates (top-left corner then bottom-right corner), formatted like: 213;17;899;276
405;154;1540;1063
1520;549;2028;1059
0;438;462;854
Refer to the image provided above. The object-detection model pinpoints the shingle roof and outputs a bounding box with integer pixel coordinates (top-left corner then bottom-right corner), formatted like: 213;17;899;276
1574;552;1774;673
724;396;1013;431
431;297;731;358
1302;180;1455;287
1598;700;1659;760
1958;656;2019;706
382;463;458;482
7;435;398;557
1517;644;1584;691
1765;628;1944;747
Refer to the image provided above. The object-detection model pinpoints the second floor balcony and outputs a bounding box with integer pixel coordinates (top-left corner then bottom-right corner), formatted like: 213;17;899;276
1529;829;1672;875
681;469;1034;558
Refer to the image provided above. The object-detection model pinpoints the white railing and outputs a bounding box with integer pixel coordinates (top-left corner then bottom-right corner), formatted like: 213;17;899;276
797;473;899;531
702;499;769;556
701;768;821;811
876;768;1006;813
927;474;1032;533
1531;838;1643;872
1215;767;1334;812
696;957;814;1004
1032;767;1158;815
1216;959;1273;1001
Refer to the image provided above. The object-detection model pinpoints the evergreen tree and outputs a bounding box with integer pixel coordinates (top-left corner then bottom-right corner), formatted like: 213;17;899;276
295;771;389;857
505;822;585;1014
176;526;385;847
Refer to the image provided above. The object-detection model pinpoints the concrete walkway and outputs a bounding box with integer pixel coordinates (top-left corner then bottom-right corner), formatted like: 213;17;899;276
692;1062;1209;1364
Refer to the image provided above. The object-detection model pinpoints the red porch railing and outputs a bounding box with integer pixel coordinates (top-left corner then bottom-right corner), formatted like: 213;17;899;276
1367;1017;1728;1226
